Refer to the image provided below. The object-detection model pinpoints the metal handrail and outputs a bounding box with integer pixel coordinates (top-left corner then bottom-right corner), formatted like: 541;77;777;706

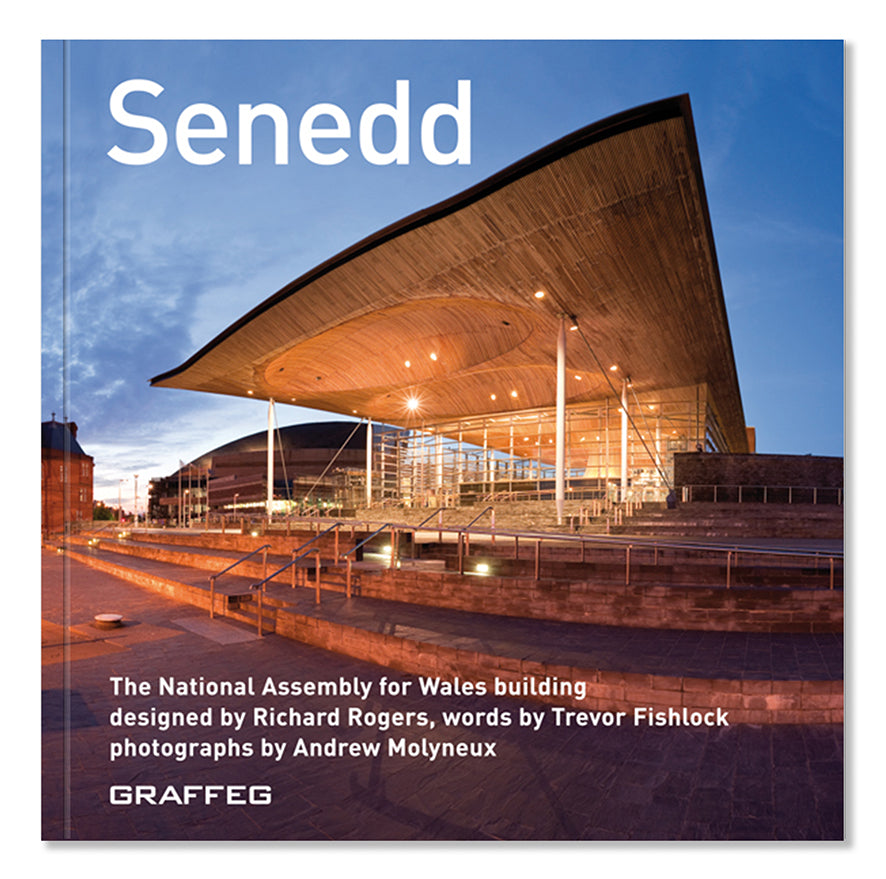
401;520;843;588
340;523;395;557
682;483;843;505
208;544;271;619
290;521;344;557
463;506;494;529
405;522;844;561
247;546;325;635
210;544;272;581
417;508;447;528
340;522;404;598
250;546;322;592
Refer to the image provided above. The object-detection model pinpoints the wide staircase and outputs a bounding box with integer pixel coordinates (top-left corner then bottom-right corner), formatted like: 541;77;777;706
351;497;844;540
604;501;844;540
48;510;843;725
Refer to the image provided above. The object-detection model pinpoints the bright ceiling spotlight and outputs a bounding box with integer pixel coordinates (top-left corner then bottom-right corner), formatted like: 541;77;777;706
490;393;497;401
429;352;438;361
406;396;420;412
609;364;618;372
534;290;546;299
510;390;518;398
404;359;411;368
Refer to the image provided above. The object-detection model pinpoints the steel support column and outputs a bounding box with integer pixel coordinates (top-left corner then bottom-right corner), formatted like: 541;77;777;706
621;381;628;502
555;315;566;524
366;417;373;508
266;398;274;518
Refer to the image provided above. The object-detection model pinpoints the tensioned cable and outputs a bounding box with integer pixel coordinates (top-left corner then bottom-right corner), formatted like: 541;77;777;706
302;418;365;504
628;381;669;477
271;405;293;505
571;321;673;491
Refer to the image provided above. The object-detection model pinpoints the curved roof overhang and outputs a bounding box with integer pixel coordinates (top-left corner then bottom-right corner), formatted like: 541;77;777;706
151;94;748;454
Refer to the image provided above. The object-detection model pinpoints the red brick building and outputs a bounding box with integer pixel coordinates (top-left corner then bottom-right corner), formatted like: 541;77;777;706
41;417;94;535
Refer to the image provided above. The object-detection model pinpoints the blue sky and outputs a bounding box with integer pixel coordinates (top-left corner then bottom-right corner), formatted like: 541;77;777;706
41;40;844;507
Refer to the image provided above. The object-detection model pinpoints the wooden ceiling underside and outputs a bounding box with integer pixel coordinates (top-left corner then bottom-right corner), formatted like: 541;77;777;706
151;95;748;454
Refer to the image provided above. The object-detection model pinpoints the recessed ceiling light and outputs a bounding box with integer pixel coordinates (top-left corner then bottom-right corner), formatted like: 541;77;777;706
404;360;411;368
534;290;545;299
429;352;438;361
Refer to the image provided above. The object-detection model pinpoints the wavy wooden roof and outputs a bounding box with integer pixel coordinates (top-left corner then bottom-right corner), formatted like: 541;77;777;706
151;94;748;453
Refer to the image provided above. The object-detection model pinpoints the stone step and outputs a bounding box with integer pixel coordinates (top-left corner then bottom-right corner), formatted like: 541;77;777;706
53;542;843;725
71;529;844;594
57;529;843;637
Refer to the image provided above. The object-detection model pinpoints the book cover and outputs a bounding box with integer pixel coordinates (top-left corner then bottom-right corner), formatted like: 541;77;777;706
40;37;844;847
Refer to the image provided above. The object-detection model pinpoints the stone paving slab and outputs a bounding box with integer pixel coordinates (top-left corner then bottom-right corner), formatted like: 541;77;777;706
41;549;843;841
171;616;262;644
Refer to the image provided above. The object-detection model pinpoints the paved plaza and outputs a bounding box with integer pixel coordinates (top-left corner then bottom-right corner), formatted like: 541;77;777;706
42;550;843;841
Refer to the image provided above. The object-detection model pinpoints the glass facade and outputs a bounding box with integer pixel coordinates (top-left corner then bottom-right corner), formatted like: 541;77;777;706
355;382;730;509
